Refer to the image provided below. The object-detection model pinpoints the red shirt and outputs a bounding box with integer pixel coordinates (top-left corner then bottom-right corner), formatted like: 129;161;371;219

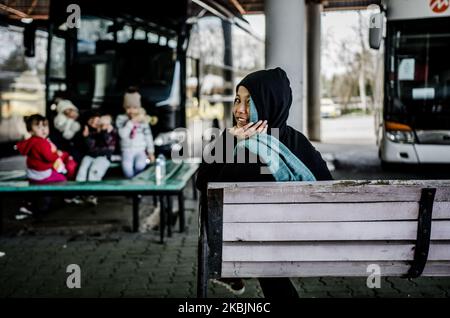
16;136;60;171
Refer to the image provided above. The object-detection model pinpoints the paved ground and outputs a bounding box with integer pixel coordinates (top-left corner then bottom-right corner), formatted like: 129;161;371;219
1;192;449;298
1;114;450;298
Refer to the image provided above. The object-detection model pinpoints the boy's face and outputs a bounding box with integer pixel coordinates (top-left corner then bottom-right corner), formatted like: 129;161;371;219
99;115;112;125
31;121;49;138
87;116;100;129
64;108;79;120
125;105;140;118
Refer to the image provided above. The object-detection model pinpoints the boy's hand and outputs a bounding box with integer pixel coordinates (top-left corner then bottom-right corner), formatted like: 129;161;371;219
83;125;89;137
132;113;146;124
102;123;114;133
50;142;57;153
228;120;268;140
53;158;64;171
147;153;155;163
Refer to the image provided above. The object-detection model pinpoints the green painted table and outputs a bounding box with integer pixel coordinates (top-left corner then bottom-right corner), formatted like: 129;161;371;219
0;161;199;242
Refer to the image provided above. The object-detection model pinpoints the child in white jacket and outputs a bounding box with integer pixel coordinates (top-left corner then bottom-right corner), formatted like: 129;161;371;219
116;90;155;178
54;99;81;140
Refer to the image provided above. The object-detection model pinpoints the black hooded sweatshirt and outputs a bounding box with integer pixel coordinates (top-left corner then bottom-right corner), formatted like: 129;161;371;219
196;67;333;195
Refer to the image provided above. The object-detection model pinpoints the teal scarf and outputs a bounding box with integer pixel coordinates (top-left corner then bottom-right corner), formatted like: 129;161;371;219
234;98;316;182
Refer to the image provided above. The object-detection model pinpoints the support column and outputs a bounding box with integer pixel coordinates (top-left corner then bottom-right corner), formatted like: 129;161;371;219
306;1;322;141
265;0;306;133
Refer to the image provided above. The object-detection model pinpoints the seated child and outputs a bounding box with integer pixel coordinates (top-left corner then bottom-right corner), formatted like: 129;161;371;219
75;112;117;205
16;114;77;184
116;89;155;178
15;114;78;217
53;99;83;162
54;99;81;140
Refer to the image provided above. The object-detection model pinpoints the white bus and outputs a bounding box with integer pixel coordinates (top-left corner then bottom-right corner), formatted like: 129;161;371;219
370;0;450;165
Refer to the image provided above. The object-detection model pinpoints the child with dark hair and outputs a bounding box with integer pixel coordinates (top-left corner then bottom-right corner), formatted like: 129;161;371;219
75;112;117;205
15;114;78;217
16;114;77;183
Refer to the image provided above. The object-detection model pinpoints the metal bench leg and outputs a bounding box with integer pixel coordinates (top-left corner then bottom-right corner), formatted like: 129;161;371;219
197;206;208;298
192;177;197;200
166;196;172;238
132;195;141;232
0;196;3;235
159;195;166;244
178;192;185;233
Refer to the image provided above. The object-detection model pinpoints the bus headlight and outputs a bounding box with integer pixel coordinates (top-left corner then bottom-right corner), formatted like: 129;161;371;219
385;121;415;144
386;131;415;143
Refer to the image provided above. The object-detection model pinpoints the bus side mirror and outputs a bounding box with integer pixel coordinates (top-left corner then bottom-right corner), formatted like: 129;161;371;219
369;13;383;50
23;23;36;57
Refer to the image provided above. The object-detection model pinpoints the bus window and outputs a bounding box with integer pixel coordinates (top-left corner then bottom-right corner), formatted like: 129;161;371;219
0;25;47;150
159;36;168;46
77;17;114;54
168;39;177;48
49;36;66;79
148;32;159;44
134;29;147;40
117;25;133;43
387;17;450;129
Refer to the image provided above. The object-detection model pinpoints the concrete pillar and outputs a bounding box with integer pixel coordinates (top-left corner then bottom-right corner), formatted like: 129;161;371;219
306;1;322;141
265;0;306;133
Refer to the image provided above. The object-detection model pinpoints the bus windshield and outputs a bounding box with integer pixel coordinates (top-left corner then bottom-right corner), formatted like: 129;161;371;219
386;17;450;129
49;15;177;115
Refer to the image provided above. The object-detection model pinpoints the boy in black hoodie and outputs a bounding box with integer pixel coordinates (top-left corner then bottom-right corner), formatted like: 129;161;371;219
196;68;332;298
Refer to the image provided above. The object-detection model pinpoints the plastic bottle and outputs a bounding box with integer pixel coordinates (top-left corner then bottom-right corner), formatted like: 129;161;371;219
155;154;166;185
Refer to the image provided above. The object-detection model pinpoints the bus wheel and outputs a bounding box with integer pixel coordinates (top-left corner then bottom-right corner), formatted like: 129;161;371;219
380;160;396;171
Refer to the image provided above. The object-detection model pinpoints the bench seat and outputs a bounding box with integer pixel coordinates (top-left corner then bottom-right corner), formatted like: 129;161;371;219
0;161;199;242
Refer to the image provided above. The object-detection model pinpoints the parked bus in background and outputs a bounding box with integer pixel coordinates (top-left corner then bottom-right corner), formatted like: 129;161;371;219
370;0;450;166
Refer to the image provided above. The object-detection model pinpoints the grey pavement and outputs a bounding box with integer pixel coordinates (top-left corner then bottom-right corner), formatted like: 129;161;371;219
2;191;449;298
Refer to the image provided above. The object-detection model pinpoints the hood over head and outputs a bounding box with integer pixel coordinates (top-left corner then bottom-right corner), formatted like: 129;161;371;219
56;99;78;114
237;67;292;133
16;136;38;156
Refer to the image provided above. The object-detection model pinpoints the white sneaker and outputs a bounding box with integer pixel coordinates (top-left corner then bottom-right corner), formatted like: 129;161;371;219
140;206;160;232
210;278;246;296
64;196;84;205
86;195;98;206
19;206;34;215
15;214;30;220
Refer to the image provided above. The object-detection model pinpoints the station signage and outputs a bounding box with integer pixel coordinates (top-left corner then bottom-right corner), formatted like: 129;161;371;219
386;0;450;20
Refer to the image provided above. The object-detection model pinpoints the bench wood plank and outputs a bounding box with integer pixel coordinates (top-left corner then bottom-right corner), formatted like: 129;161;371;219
223;220;450;241
222;242;450;262
211;181;450;203
221;261;450;277
223;201;450;222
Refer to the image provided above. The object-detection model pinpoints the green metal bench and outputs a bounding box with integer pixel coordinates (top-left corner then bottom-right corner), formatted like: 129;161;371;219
0;161;199;243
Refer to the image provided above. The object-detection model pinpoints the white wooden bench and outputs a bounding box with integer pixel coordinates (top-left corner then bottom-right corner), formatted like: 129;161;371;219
197;180;450;297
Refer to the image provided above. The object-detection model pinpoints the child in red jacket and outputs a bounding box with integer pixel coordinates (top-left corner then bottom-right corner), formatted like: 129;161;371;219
16;114;77;184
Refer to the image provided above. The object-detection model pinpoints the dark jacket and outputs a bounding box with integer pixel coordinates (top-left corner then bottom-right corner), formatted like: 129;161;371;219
196;67;332;195
85;127;117;159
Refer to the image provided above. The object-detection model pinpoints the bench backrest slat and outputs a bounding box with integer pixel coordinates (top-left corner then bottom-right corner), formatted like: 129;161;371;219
224;202;450;222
